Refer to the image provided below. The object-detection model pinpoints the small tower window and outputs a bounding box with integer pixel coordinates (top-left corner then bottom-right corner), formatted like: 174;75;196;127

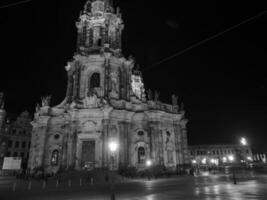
137;147;145;164
90;73;100;89
167;150;174;163
97;38;102;47
51;150;59;166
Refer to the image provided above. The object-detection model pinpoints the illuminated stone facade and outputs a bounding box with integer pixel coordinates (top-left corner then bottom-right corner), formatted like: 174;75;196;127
28;0;189;173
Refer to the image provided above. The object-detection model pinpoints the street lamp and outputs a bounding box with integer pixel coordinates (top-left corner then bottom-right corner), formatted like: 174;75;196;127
146;159;152;167
108;140;118;200
228;155;235;162
240;137;247;146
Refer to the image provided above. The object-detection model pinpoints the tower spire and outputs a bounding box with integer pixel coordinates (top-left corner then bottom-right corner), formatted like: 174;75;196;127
76;0;124;55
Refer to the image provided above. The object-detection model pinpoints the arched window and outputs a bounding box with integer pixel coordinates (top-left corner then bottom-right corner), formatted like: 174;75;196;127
138;147;145;164
138;131;144;137
167;150;173;163
51;150;59;166
90;73;100;89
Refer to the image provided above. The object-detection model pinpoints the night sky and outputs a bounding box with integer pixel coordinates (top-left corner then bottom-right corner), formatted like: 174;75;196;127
0;0;266;152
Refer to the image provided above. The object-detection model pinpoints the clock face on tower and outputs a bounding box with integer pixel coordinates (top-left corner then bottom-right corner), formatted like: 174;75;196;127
131;74;144;99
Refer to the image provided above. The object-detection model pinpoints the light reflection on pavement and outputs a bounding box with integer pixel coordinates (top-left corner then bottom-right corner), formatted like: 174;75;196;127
1;173;267;200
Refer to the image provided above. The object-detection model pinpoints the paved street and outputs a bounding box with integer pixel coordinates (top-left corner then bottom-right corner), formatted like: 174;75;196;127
1;172;267;200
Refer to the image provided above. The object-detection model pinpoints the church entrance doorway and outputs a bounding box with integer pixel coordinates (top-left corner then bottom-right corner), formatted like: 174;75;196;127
81;140;95;170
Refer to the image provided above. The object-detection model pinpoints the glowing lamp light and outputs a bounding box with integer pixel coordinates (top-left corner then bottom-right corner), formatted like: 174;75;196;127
192;160;197;164
240;137;247;146
146;159;152;167
210;159;215;164
247;157;252;161
201;158;207;164
108;141;118;152
222;157;227;163
228;155;234;162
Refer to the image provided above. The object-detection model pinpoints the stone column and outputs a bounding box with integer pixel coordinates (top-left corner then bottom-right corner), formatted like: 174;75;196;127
118;122;124;166
174;123;183;166
149;121;163;165
78;65;86;99
102;119;110;168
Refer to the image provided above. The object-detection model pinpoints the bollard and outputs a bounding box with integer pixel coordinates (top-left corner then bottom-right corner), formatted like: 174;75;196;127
12;182;17;192
80;178;82;186
28;181;32;191
42;180;46;190
56;180;59;188
91;178;93;185
110;193;115;200
68;179;71;187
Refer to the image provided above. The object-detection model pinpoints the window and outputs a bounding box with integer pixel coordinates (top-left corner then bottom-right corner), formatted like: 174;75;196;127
138;131;144;137
90;73;100;89
12;129;16;135
20;153;24;158
28;142;31;148
54;134;60;140
166;131;171;137
8;140;13;148
15;141;19;148
167;150;174;163
13;152;18;157
246;149;249;154
137;147;145;164
51;150;59;166
22;142;26;148
6;152;11;157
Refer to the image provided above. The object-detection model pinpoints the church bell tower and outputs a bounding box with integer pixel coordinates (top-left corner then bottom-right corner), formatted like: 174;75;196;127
76;0;124;55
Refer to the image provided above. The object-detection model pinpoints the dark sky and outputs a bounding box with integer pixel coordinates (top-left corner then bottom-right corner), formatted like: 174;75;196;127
0;0;266;152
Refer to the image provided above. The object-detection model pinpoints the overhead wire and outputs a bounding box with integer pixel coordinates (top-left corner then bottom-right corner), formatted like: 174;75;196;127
0;0;32;9
143;10;267;72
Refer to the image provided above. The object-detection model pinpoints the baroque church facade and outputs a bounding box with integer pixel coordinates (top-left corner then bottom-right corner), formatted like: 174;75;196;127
28;0;190;173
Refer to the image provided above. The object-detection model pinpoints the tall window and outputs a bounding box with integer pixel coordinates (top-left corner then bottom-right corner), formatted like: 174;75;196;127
167;150;174;163
51;150;59;166
138;147;145;164
90;73;100;89
15;141;19;148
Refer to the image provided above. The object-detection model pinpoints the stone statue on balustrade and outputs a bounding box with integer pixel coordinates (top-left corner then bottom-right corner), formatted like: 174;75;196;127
41;96;52;107
0;92;4;109
171;94;178;106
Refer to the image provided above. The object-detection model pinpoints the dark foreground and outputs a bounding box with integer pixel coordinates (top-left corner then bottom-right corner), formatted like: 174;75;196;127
1;172;267;200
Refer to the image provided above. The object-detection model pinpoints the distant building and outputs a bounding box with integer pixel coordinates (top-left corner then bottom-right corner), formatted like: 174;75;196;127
188;144;253;166
0;92;7;168
6;111;32;169
253;153;266;163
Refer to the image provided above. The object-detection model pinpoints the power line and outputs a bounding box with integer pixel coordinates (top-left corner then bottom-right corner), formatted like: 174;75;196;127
0;0;32;9
143;10;267;72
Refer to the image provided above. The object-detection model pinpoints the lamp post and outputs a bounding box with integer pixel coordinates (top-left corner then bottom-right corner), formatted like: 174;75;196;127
240;137;247;146
108;141;118;200
146;159;152;180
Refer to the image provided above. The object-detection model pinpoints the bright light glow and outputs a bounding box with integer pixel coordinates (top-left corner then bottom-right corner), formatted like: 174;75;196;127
222;157;227;163
210;159;215;164
247;156;252;161
201;158;207;164
108;141;118;152
228;155;234;162
146;159;152;167
240;137;247;146
192;160;197;164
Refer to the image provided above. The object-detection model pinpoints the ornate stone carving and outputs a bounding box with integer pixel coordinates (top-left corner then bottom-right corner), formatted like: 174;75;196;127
0;92;4;109
171;94;178;106
41;96;51;107
154;91;160;102
147;89;153;101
